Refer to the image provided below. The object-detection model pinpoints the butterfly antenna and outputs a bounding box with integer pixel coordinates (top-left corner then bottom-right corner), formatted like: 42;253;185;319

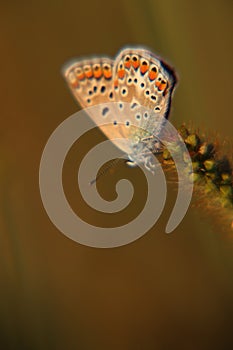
89;158;123;185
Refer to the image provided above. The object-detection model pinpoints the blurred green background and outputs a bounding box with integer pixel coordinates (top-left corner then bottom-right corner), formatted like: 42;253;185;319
1;1;233;349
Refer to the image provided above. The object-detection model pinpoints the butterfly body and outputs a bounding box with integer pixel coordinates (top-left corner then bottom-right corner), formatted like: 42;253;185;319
63;47;177;170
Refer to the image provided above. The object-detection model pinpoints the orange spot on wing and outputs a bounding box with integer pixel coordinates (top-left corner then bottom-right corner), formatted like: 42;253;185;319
85;69;93;79
158;81;167;91
155;81;160;88
118;69;125;79
93;68;102;79
69;72;79;87
124;60;131;69
103;69;112;79
148;70;157;81
140;64;149;74
71;80;79;88
114;79;119;87
77;73;85;81
132;60;140;69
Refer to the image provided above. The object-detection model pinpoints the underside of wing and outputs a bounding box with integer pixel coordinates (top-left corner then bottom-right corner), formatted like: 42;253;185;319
112;47;177;120
62;56;116;108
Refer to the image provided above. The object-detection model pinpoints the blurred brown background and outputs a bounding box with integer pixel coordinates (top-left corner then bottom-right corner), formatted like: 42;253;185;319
1;1;233;349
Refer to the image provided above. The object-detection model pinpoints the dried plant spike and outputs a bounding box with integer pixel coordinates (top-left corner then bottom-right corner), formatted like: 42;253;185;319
185;134;201;150
178;125;189;140
161;123;233;233
204;159;216;172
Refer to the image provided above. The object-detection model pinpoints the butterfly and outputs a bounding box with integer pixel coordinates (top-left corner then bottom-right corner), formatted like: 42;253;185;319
62;47;177;171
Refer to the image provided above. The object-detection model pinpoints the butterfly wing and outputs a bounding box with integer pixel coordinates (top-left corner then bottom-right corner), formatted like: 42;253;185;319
112;48;177;117
62;56;115;107
62;48;177;157
62;56;134;154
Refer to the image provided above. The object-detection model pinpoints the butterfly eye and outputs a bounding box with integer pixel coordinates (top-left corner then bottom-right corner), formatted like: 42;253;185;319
148;65;158;81
154;106;161;112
